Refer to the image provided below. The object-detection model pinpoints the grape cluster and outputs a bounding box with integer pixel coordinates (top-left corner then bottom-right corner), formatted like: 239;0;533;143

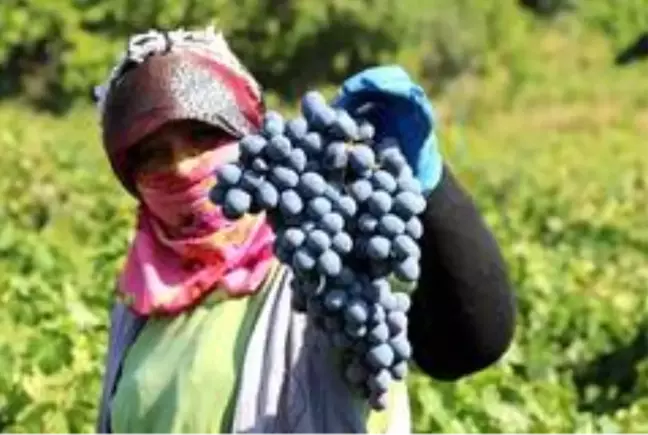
209;91;426;410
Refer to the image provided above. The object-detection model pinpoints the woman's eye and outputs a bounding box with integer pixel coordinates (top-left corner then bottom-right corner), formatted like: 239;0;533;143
190;126;221;144
138;146;164;166
132;141;173;171
139;146;158;162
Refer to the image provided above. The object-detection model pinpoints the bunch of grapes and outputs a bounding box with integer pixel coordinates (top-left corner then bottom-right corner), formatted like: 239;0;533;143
209;91;426;410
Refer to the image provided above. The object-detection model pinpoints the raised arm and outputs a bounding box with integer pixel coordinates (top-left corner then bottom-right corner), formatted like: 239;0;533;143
408;164;516;380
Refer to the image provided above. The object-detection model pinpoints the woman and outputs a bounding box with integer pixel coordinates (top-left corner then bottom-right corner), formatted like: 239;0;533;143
94;26;516;433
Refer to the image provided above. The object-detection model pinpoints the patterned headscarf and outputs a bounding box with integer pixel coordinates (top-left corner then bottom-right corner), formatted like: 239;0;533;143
95;26;275;316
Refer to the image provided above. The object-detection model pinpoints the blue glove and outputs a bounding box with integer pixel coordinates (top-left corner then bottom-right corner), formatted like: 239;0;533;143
332;65;443;193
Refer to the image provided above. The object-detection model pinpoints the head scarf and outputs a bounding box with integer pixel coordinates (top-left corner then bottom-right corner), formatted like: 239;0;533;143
95;27;275;316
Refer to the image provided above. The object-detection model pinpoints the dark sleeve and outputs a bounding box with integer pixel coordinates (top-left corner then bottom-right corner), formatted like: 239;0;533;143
407;163;516;381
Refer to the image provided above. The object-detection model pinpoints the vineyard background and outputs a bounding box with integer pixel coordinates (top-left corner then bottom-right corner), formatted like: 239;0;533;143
1;0;648;432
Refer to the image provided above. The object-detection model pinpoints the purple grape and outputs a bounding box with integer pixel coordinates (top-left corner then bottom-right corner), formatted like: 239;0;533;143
395;257;421;281
390;334;412;360
377;214;405;237
345;298;369;324
301;91;336;130
288;148;307;173
386;311;408;335
345;323;368;339
240;134;267;157
266;135;292;161
372;170;397;193
367;369;392;394
370;303;387;324
320;212;345;234
324;289;348;312
349;179;373;203
323;141;348;170
306;229;331;254
331;109;359;140
392;234;420;259
251;157;269;173
240;170;264;191
262;111;285;137
368;392;388;411
357;213;378;233
381;148;407;173
279;190;303;216
367;191;393;216
298;172;327;198
391;361;408;380
317;250;342;277
301;91;326;113
349;145;375;174
366;343;395;369
299;132;323;156
209;184;226;204
366;236;391;260
292;249;316;273
331;232;353;254
283;227;306;249
358;121;375;141
379;291;398;311
270;166;299;189
217;163;242;186
311;106;337;131
223;188;251;219
365;278;389;303
368;322;390;344
255;181;279;209
335;195;358;219
405;217;423;239
285;117;308;141
397;174;422;194
307;197;333;219
393;191;427;217
324;184;342;203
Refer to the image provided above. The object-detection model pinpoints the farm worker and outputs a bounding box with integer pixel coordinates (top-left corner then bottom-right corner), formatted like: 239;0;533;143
93;26;516;433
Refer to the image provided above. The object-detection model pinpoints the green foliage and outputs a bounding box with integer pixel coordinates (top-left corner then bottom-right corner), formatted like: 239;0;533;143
410;0;533;93
576;0;648;48
0;104;133;432
2;2;648;433
0;0;414;110
2;0;647;111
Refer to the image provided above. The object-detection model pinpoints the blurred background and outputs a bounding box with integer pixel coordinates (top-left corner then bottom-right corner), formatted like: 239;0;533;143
0;0;647;432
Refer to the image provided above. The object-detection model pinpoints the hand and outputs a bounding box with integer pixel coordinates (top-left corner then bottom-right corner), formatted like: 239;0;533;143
332;65;443;193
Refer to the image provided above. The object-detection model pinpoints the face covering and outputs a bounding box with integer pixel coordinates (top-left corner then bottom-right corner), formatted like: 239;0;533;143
135;146;230;238
118;144;276;316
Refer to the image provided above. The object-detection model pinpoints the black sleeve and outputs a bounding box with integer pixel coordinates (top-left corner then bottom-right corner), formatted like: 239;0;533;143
407;163;516;381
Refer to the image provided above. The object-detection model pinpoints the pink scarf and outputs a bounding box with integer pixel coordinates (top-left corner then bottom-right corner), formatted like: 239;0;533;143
117;146;275;316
